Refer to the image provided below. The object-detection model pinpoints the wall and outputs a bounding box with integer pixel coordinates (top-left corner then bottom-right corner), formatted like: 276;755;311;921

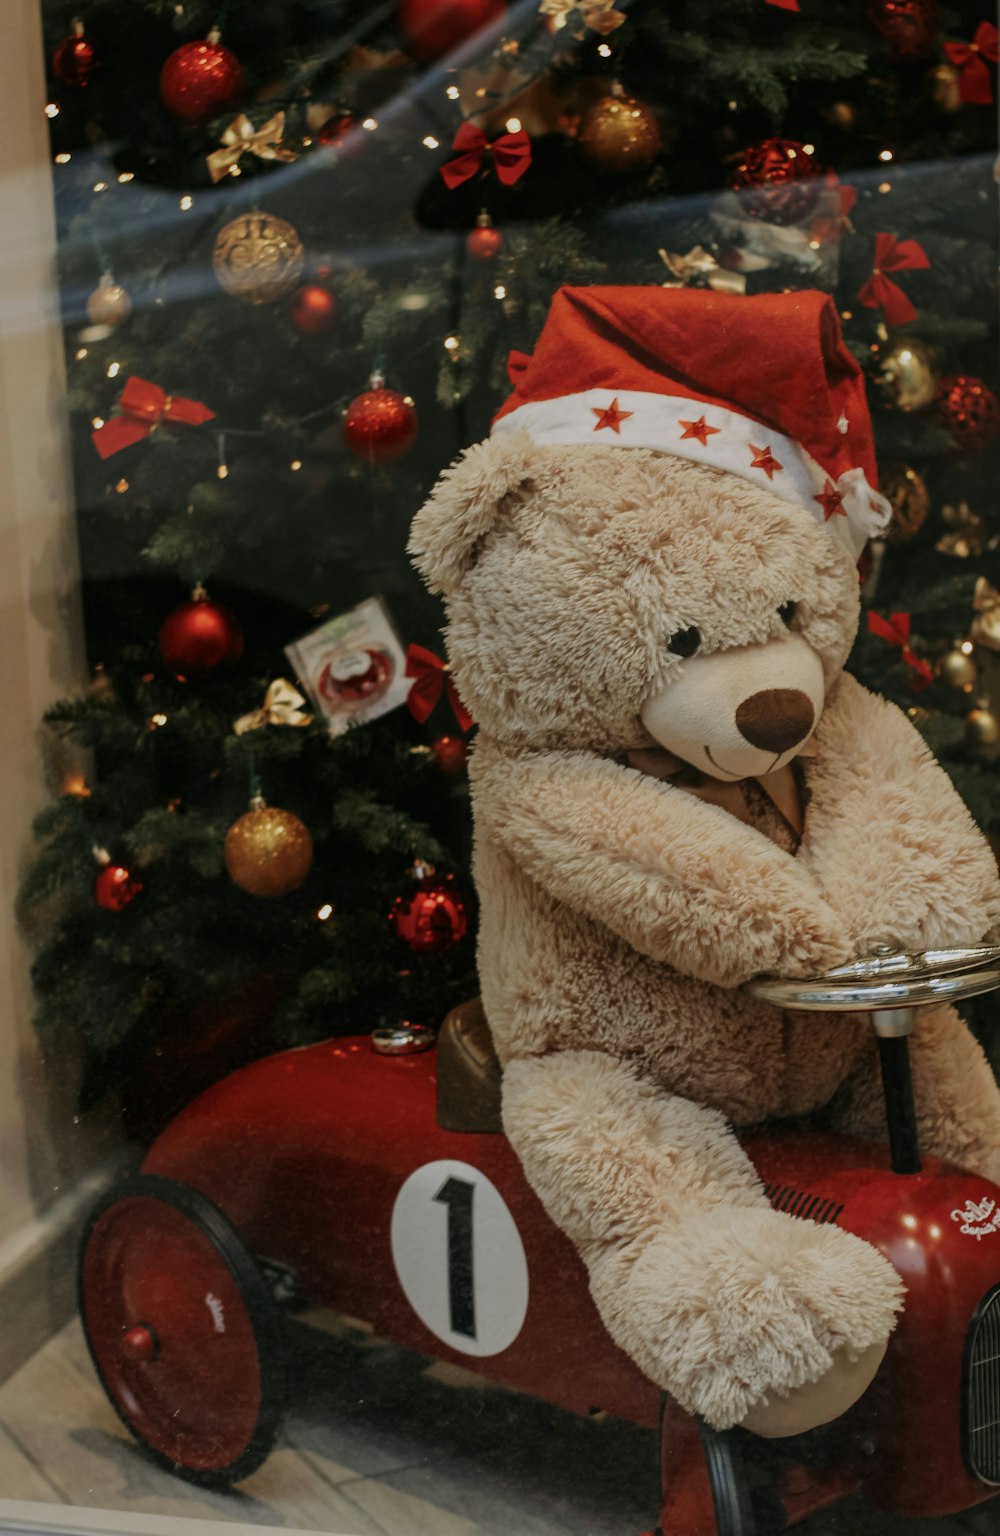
0;0;122;1378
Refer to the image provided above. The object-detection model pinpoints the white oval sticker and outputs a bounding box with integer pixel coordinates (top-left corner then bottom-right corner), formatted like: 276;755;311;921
390;1159;529;1357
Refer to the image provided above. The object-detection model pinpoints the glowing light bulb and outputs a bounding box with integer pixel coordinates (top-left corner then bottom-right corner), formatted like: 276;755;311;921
106;361;120;378
45;103;60;118
505;117;521;133
443;335;459;351
179;194;193;210
317;904;334;921
423;135;440;149
362;117;378;131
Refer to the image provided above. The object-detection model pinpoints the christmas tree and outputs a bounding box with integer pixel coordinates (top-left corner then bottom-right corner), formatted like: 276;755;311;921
23;0;999;1123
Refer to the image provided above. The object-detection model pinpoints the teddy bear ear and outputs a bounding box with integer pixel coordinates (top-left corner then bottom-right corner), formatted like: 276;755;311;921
408;431;537;596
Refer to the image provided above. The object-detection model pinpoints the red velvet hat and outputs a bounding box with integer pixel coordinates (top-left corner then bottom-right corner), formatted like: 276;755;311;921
492;286;890;557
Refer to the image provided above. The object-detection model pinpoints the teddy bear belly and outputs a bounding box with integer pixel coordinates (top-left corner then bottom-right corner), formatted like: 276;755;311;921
477;869;870;1128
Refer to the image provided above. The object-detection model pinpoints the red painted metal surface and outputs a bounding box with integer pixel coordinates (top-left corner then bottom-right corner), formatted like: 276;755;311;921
139;1035;1000;1521
747;1128;1000;1518
142;1036;661;1429
82;1193;263;1471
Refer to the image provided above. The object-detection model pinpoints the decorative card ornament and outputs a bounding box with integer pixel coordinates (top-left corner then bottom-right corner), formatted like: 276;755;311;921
284;597;410;736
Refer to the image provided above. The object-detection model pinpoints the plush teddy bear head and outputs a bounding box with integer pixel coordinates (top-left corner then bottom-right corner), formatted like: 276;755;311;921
410;286;890;769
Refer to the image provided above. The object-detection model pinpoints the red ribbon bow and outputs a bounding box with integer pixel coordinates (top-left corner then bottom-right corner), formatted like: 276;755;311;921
405;644;474;732
944;23;998;105
440;122;532;190
92;376;215;459
867;611;933;690
857;232;930;327
765;0;800;10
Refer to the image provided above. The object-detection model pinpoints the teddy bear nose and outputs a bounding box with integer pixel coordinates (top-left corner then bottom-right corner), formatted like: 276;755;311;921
735;689;815;754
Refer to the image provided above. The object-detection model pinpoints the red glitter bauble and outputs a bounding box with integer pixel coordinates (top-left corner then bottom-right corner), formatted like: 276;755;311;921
935;376;1000;455
390;873;469;955
53;23;98;87
344;382;418;464
95;863;143;912
290;284;337;336
158;588;244;677
731;138;823;225
431;735;469;775
867;0;939;58
160;34;244;124
466;218;504;261
397;0;507;61
318;112;357;147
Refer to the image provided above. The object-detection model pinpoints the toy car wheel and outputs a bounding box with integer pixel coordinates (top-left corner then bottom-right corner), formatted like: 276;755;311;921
698;1423;756;1535
79;1174;285;1486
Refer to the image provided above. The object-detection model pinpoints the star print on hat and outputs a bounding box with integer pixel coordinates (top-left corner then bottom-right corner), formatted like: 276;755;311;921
492;286;891;557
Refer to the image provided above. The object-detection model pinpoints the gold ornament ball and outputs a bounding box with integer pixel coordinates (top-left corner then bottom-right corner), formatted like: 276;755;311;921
86;274;131;329
966;707;1000;756
213;212;305;305
873;335;938;412
937;646;977;691
225;803;314;897
881;461;930;542
578;93;661;177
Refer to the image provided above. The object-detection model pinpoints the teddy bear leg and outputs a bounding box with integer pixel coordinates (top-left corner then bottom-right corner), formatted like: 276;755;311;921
827;1004;1000;1182
502;1048;903;1430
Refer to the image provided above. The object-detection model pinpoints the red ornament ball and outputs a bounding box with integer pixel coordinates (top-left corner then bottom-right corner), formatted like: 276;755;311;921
95;863;143;912
867;0;939;58
160;33;244;124
466;218;504;261
935;376;1000;455
158;589;244;677
290;284;337;336
731;138;823;226
397;0;507;61
344;381;418;464
431;735;469;775
390;873;469;955
53;23;98;87
317;112;358;148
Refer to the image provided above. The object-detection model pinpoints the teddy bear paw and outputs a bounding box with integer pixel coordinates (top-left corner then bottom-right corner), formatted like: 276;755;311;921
590;1205;904;1431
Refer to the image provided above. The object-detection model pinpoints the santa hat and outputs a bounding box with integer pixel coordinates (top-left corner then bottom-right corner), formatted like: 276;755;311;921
491;286;890;558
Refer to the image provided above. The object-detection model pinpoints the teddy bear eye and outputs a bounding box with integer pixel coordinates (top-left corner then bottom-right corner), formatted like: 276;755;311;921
665;626;702;659
779;601;797;627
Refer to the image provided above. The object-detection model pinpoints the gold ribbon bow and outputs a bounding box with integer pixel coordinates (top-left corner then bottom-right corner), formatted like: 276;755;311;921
972;578;1000;653
233;678;313;735
659;246;747;296
539;0;626;34
207;113;298;184
936;501;989;560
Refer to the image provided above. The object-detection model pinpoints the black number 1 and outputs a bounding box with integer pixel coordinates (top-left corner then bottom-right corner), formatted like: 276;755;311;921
434;1176;476;1338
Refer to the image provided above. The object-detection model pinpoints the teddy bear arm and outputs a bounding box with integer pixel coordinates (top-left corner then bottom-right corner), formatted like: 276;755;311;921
477;748;853;984
502;1050;903;1428
802;674;1000;953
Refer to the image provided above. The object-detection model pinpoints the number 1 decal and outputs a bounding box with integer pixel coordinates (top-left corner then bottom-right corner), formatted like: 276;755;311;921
391;1160;529;1357
434;1175;476;1338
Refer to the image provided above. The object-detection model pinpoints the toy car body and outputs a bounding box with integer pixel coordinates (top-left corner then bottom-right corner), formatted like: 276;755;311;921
80;952;1000;1535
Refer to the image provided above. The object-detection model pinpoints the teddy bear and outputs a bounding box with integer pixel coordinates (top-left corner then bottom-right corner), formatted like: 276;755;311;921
409;285;1000;1437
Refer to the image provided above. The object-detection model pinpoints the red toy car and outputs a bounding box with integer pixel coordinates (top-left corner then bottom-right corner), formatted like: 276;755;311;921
80;947;1000;1535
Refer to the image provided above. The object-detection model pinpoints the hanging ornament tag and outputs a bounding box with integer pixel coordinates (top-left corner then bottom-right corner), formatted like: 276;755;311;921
285;596;411;737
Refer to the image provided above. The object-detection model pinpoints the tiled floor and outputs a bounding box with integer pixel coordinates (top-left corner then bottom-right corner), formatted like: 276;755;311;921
0;1311;993;1535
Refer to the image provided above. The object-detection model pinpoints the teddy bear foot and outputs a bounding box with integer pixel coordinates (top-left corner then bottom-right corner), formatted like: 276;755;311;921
739;1338;886;1438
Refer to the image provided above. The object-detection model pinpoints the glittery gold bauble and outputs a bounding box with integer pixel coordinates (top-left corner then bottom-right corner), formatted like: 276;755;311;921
86;273;131;329
212;213;305;305
937;646;977;691
881;461;930;542
966;706;1000;755
578;93;661;177
225;800;313;897
873;335;938;412
928;60;962;113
